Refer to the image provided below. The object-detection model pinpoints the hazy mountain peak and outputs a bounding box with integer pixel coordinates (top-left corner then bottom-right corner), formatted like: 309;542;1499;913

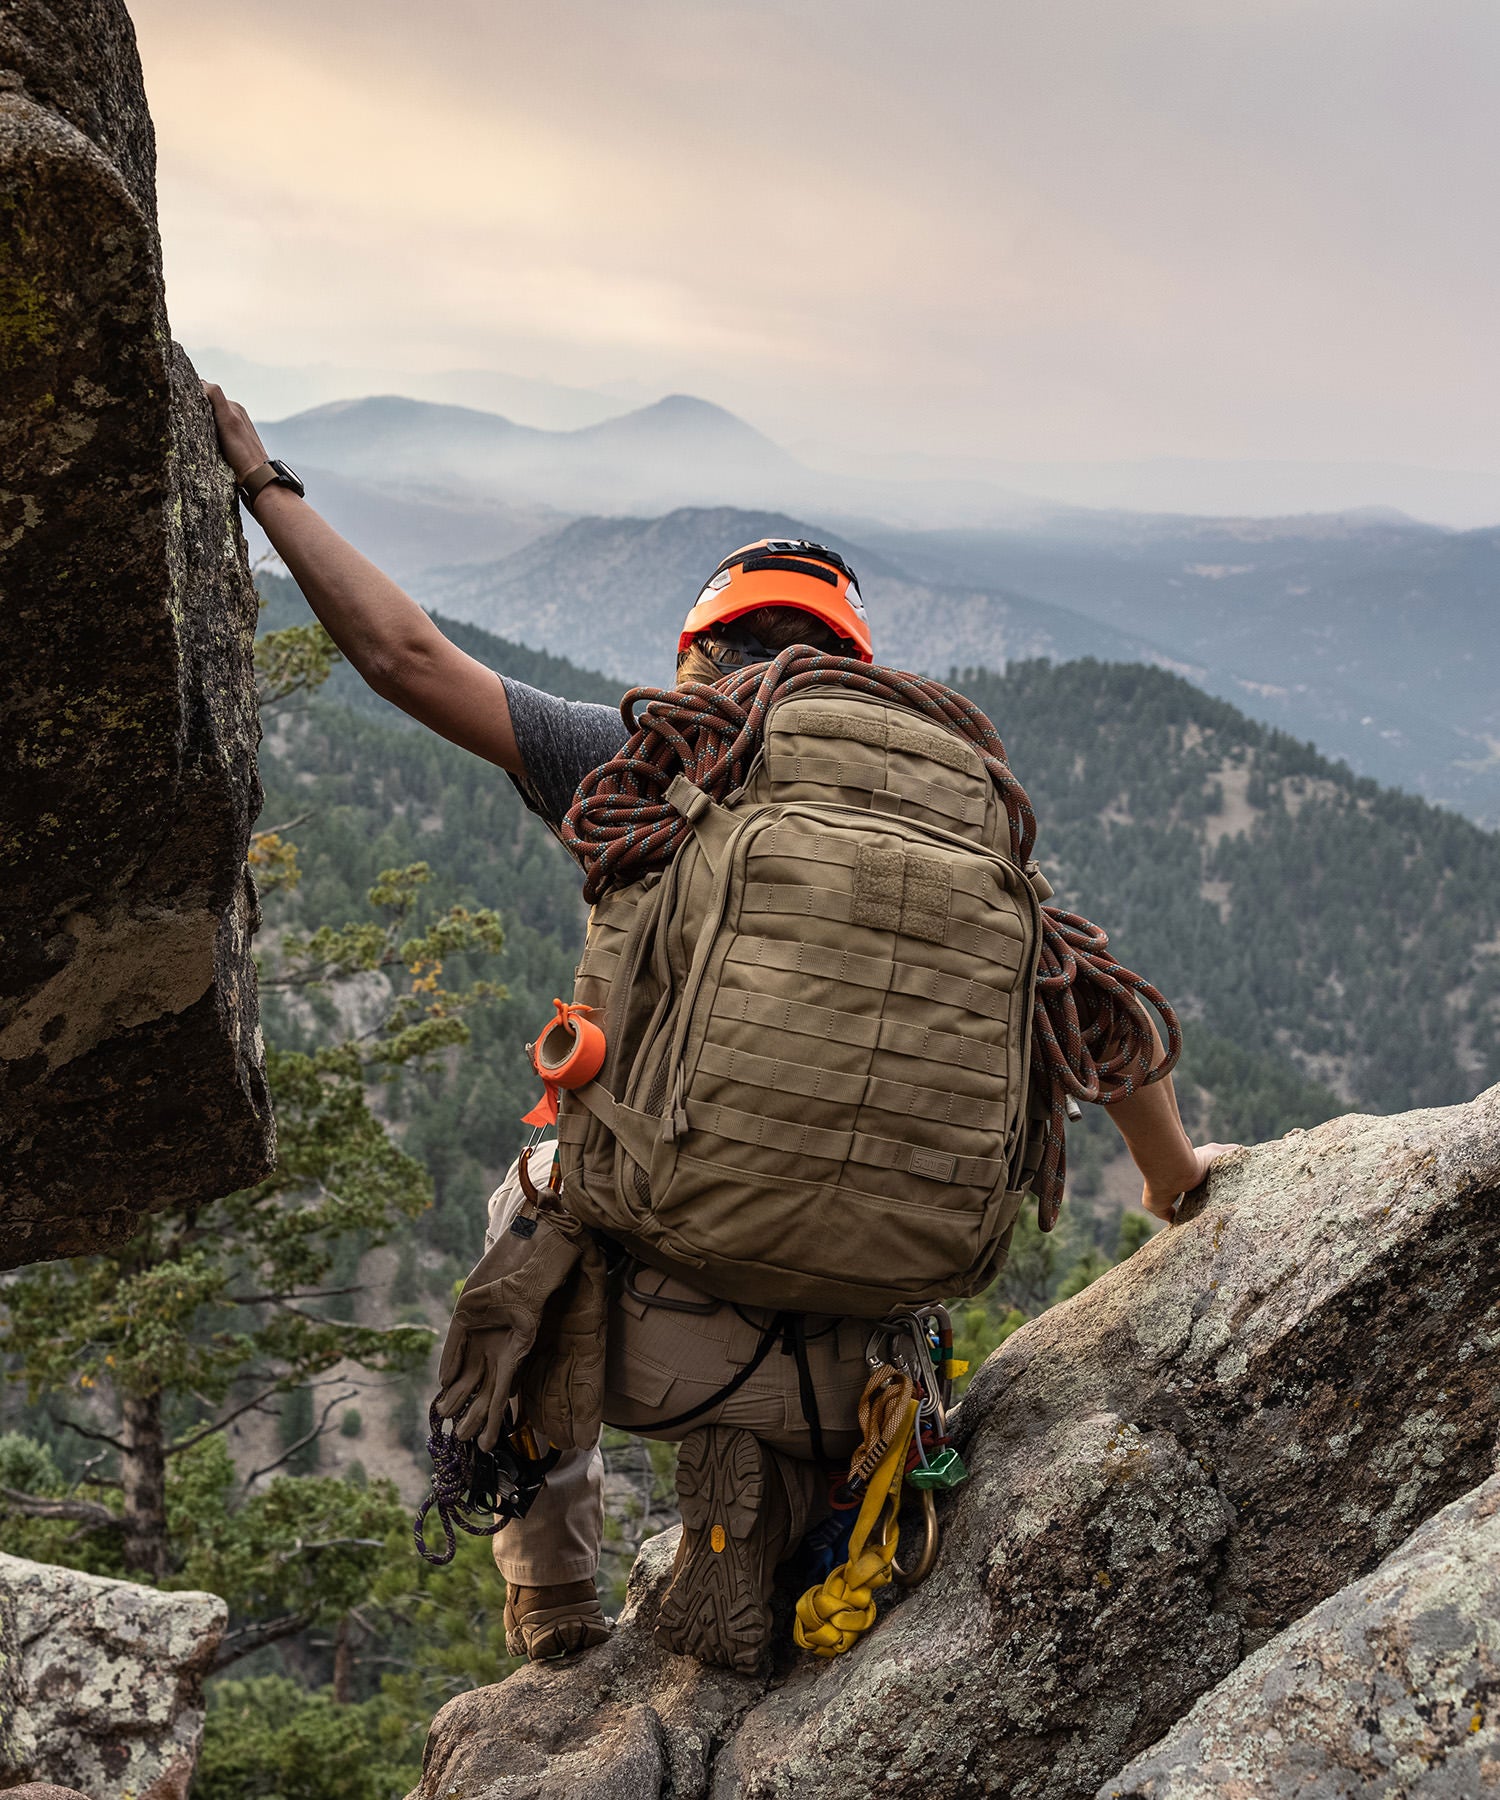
647;392;739;419
573;392;792;456
272;394;522;431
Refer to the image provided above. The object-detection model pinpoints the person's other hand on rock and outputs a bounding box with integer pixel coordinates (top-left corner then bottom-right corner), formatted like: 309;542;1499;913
1142;1141;1241;1223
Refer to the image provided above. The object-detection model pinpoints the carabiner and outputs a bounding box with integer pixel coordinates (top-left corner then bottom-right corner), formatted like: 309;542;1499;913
893;1487;940;1587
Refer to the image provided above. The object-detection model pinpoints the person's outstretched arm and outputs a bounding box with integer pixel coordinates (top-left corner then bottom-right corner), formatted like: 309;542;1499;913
204;384;524;773
1105;1016;1239;1222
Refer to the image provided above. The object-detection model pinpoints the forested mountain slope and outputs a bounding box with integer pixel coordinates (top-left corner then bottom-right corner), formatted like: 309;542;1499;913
968;660;1500;1114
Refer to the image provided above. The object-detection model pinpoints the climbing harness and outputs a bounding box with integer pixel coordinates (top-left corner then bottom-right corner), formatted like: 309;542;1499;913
413;1401;560;1566
561;647;1182;1229
793;1305;973;1655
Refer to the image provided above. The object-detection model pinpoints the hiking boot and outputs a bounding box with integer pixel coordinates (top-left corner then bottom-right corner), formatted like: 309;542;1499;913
654;1426;808;1674
503;1579;611;1660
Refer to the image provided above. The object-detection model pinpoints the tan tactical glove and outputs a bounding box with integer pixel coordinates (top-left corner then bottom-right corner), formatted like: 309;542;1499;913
435;1202;589;1451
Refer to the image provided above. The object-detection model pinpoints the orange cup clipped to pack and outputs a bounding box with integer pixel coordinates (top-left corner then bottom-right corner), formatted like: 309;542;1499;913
521;999;606;1127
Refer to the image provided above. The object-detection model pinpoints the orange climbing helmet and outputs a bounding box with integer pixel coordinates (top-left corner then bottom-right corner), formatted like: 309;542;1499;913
679;539;874;663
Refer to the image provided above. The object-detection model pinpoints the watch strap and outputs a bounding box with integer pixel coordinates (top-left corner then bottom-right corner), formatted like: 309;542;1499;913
237;459;304;508
237;461;283;507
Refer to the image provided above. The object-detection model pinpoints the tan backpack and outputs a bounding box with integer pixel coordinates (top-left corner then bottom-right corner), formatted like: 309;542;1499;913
553;688;1045;1318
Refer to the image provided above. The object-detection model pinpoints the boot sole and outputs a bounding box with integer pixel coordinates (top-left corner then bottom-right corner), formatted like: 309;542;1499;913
655;1427;771;1673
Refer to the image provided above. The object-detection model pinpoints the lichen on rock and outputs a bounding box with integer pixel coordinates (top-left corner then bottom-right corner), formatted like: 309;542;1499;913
0;1551;225;1799
0;0;274;1266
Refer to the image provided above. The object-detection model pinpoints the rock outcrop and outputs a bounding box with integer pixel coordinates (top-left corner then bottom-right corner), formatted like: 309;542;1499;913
415;1085;1500;1800
0;0;274;1267
0;1551;225;1798
1102;1467;1500;1799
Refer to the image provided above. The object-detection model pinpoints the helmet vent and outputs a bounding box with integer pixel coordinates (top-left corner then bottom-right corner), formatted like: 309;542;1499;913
738;555;839;585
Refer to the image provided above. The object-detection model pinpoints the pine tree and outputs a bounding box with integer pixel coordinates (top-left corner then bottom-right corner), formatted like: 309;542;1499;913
0;619;505;1666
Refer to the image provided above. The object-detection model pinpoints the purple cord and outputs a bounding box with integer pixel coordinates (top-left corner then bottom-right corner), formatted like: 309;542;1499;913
412;1401;506;1567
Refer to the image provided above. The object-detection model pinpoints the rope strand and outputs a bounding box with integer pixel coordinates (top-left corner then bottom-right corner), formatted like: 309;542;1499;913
561;649;1180;1227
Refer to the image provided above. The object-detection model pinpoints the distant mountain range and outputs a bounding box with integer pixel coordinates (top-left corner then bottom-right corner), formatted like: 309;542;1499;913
413;506;1161;692
802;443;1500;532
264;393;1077;530
247;391;1500;825
269;393;820;521
207;346;1500;529
412;502;1500;825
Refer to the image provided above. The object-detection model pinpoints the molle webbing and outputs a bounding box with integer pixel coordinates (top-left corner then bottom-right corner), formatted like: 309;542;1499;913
723;936;1018;1020
681;1101;1008;1189
780;707;984;775
709;989;1010;1076
695;1043;1012;1132
774;756;988;830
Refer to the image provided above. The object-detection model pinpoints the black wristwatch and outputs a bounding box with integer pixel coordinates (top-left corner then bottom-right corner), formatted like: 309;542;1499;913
237;458;305;509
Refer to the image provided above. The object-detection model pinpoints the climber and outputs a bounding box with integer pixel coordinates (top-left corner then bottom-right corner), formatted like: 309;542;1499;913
206;383;1234;1671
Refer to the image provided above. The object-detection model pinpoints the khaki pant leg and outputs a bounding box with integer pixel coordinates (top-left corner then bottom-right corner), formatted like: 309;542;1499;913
491;1439;605;1587
601;1268;870;1463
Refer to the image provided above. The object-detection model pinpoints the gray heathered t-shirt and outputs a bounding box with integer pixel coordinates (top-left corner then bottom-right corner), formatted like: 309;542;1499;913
501;675;629;836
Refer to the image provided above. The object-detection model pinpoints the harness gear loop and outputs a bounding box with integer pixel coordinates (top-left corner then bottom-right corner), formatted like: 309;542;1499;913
793;1392;918;1658
522;999;606;1127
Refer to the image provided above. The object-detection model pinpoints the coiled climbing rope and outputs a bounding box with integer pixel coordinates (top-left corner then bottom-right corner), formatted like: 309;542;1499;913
561;648;1181;1227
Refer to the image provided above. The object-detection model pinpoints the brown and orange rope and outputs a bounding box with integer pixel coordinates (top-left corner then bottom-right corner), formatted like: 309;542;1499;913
561;648;1180;1228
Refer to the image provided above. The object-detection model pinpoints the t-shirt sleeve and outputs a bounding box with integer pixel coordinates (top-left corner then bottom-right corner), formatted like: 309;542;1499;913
501;675;630;832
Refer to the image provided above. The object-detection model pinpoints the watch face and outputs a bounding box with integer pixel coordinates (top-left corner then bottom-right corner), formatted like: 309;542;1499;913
269;459;305;497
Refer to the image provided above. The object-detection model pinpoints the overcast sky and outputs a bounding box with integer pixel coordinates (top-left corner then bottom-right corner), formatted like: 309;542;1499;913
133;0;1500;472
